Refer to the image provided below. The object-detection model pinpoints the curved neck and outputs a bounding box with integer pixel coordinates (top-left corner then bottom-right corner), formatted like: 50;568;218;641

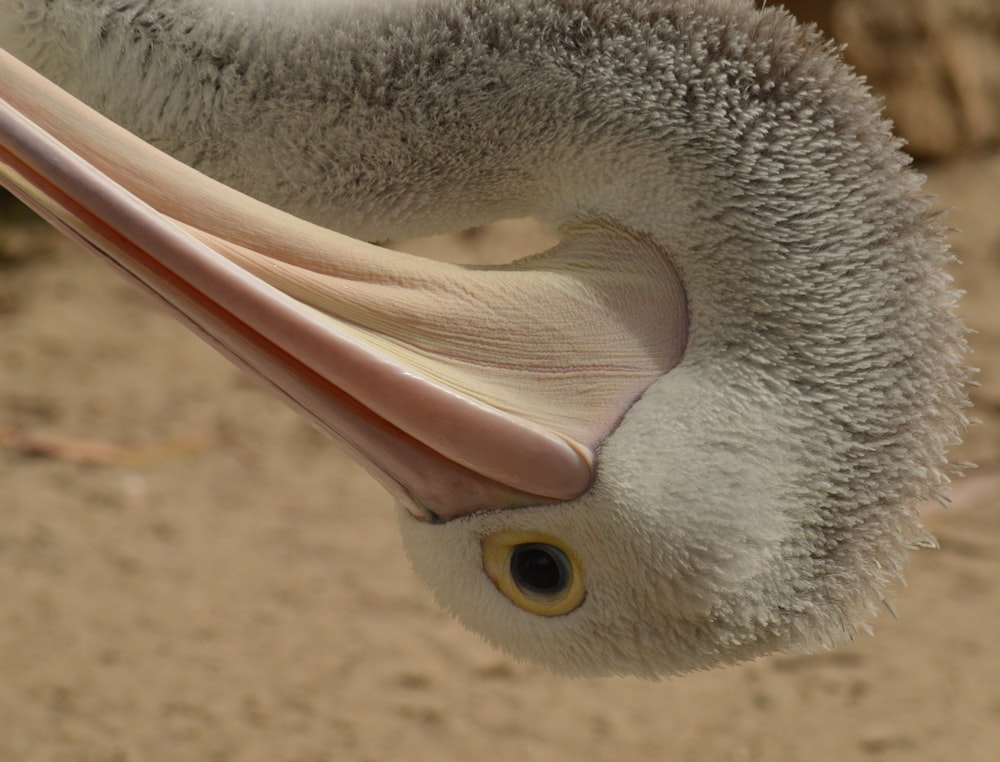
3;0;958;457
2;0;869;241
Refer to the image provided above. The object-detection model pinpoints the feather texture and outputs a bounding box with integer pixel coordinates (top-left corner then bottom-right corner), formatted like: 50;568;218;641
0;0;970;676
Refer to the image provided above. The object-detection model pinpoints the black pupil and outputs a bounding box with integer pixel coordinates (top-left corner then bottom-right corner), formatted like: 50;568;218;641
511;544;569;594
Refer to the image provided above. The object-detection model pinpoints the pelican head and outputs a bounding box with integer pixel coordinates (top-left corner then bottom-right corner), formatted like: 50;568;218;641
0;0;968;677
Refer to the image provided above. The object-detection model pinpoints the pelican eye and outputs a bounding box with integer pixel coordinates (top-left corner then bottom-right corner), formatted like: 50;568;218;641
481;531;585;616
512;544;568;593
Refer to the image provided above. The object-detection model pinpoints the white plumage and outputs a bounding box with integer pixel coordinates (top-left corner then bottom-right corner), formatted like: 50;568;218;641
0;0;968;677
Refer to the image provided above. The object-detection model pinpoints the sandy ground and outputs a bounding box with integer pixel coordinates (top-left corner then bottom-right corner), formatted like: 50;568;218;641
2;146;999;762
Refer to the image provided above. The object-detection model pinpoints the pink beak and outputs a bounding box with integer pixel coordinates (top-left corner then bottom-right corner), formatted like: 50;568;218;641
0;50;687;521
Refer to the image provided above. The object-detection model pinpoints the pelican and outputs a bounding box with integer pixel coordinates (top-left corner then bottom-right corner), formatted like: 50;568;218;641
0;0;969;677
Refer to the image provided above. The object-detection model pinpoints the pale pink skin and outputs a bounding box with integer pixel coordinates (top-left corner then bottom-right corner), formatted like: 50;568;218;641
0;49;687;523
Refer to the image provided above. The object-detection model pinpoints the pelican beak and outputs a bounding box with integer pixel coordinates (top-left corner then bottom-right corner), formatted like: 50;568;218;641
0;50;687;521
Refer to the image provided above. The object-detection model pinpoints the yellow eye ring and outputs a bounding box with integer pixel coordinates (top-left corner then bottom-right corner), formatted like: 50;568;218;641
481;531;586;616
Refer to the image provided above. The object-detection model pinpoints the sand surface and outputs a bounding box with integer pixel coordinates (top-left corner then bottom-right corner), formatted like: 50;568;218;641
2;148;999;762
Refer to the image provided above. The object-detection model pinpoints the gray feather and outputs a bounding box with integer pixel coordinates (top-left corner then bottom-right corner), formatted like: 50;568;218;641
1;0;970;675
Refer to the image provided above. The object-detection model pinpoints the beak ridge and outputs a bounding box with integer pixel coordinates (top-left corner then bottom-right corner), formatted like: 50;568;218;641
0;49;688;520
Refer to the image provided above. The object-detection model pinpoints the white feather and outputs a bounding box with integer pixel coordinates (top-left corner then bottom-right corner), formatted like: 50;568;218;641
0;0;969;676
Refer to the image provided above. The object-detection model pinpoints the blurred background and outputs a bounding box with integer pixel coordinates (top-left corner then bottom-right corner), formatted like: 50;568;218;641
1;3;998;761
782;0;1000;158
